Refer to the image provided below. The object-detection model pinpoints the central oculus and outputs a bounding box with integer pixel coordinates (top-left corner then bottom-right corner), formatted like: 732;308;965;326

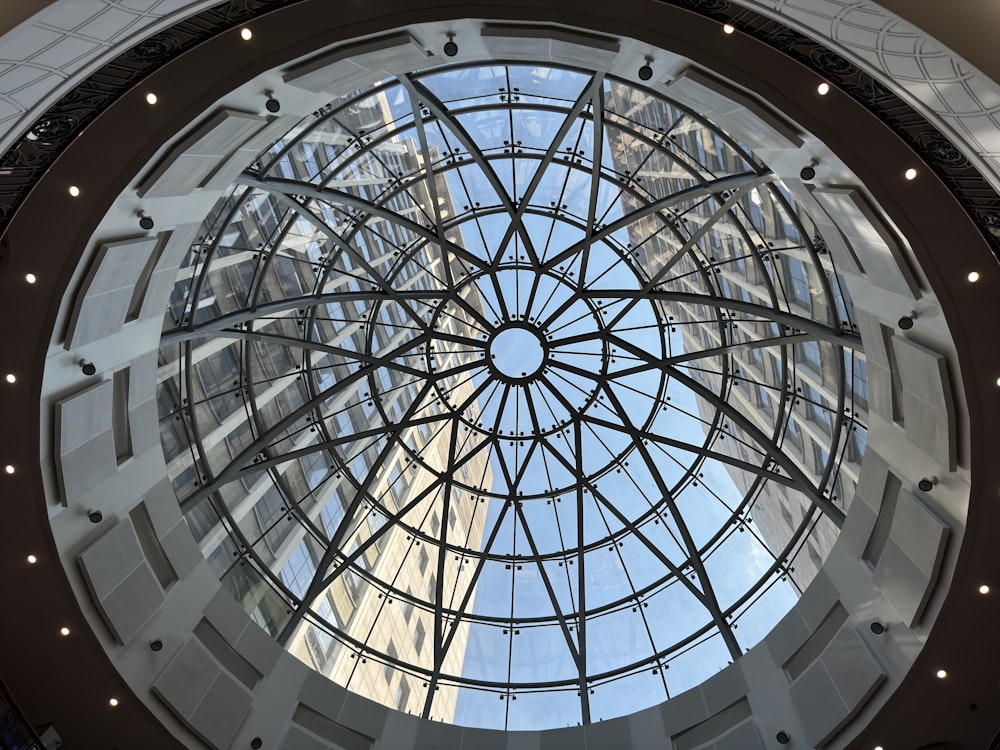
488;325;545;379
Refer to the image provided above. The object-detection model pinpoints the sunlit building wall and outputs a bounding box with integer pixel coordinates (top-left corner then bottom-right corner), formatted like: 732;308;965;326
157;88;491;721
604;81;867;592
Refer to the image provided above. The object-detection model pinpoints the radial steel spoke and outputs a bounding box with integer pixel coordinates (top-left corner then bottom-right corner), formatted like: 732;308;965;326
540;172;768;274
605;332;845;525
236;183;437;333
489;75;602;273
595;380;743;659
406;77;543;274
239;174;491;274
421;420;462;718
537;173;769;330
573;289;862;349
161;289;443;341
177;339;486;513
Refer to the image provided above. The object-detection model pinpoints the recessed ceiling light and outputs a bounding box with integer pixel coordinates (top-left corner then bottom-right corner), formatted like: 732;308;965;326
108;697;119;707
26;554;37;564
874;746;884;750
967;271;981;282
979;584;990;594
904;168;918;180
722;23;736;34
68;185;80;197
936;669;948;679
145;92;158;105
59;627;70;636
25;273;37;284
240;27;253;40
4;373;15;384
817;82;830;95
4;465;14;475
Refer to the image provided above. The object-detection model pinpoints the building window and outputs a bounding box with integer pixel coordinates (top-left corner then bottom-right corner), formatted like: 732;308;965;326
798;340;822;371
383;642;398;682
781;505;795;530
785;257;811;308
395;678;410;711
413;621;426;654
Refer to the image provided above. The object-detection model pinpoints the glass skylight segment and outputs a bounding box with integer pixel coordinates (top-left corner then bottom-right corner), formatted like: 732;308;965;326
158;63;867;731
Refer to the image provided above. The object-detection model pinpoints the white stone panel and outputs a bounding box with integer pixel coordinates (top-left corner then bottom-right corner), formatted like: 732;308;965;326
202;114;299;190
153;636;254;750
78;516;165;644
810;187;921;299
480;25;619;71
55;379;117;502
788;623;885;746
891;336;957;468
667;68;804;151
872;488;949;626
284;33;434;95
138;108;269;198
65;235;158;348
127;350;159;455
138;222;200;322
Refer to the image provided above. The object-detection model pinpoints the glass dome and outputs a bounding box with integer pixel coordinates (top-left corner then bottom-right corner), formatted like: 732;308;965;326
157;63;867;729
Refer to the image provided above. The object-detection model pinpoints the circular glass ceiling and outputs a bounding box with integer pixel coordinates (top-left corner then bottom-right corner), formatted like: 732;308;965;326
157;63;868;729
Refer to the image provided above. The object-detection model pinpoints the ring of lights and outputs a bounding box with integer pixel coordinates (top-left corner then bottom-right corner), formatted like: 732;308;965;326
7;1;988;748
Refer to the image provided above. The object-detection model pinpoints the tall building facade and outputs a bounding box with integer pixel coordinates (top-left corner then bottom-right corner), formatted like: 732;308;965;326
604;79;866;591
157;83;492;721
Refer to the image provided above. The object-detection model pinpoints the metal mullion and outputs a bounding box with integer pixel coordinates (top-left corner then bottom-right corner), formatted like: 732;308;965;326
275;375;443;644
513;503;583;667
563;420;591;724
599;181;764;334
319;423;497;590
399;77;457;292
179;186;255;334
575;289;863;349
421;419;460;718
434;298;492;339
160;289;443;341
584;481;670;697
435;498;511;653
244;185;435;337
188;327;437;380
536;174;767;329
496;75;602;276
489;384;517;492
541;174;765;275
577;82;606;288
239;308;328;547
536;375;710;603
235;411;451;480
403;86;515;323
556;332;813;379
